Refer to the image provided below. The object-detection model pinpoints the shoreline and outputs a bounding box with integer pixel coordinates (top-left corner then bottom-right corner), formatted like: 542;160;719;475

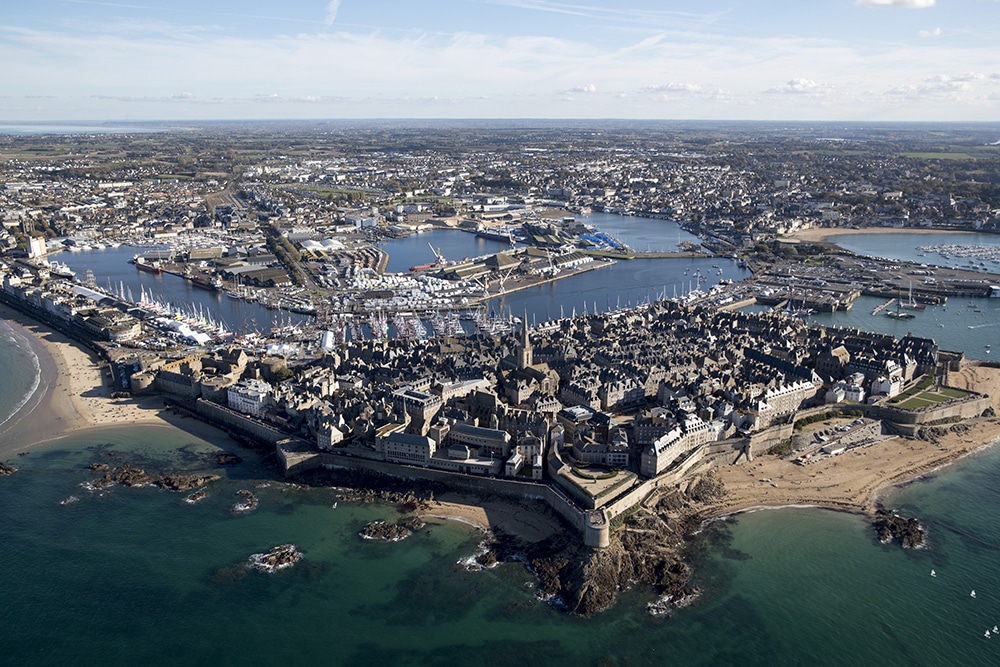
699;364;1000;523
0;303;234;458
5;300;1000;550
783;226;978;244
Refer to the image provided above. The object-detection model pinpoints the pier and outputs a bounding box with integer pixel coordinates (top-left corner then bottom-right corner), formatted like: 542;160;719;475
871;298;895;316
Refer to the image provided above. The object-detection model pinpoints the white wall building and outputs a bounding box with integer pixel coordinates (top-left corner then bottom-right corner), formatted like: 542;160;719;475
227;378;272;417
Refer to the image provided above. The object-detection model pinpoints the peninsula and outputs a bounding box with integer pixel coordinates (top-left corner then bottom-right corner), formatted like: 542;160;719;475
2;122;1000;615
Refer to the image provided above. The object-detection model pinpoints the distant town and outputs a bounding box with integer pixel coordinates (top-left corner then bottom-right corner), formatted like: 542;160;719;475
1;122;999;548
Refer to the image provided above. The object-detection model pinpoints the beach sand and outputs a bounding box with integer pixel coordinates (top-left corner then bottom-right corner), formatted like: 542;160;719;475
707;365;1000;518
418;492;565;543
0;303;232;458
783;226;973;244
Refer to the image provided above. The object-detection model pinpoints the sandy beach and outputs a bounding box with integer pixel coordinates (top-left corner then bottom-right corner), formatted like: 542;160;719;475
707;365;1000;518
0;303;229;457
417;491;565;543
783;226;974;244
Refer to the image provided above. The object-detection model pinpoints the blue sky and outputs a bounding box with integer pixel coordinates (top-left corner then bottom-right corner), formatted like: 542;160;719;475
1;0;998;121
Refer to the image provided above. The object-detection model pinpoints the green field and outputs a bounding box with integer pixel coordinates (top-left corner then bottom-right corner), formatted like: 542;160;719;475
893;385;972;410
900;152;975;160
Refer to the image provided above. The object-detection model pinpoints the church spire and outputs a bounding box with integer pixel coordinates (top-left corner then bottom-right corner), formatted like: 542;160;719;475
517;307;532;369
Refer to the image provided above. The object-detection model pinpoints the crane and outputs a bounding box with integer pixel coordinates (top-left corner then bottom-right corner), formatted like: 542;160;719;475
428;242;447;266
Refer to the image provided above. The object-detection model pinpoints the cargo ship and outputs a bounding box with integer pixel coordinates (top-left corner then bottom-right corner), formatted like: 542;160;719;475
133;256;162;274
188;272;224;291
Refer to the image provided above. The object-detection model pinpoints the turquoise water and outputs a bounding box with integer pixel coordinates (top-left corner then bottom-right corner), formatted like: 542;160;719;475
4;228;1000;665
5;425;1000;666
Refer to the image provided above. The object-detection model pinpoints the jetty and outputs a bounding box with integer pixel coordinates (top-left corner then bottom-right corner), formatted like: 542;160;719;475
871;298;895;316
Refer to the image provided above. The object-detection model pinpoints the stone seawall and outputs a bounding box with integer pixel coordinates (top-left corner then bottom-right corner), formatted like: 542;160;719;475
292;449;611;548
192;398;313;451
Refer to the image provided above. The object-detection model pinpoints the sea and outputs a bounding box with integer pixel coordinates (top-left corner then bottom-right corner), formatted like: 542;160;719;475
3;225;1000;666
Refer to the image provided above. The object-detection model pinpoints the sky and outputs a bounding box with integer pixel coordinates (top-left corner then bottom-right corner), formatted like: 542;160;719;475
1;0;999;122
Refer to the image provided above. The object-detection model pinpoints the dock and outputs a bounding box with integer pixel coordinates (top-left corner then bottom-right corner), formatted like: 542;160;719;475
871;298;895;316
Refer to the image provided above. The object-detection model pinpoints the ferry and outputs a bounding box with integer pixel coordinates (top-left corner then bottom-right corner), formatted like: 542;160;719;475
47;260;76;279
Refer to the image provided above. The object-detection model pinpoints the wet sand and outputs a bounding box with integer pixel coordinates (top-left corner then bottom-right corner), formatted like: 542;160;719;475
417;492;564;543
784;226;974;244
0;303;231;458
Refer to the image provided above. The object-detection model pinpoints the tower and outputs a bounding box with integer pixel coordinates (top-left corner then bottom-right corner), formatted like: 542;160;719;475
517;308;532;370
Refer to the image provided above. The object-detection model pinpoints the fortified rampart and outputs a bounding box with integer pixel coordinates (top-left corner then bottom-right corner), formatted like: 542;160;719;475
280;447;611;548
191;398;313;451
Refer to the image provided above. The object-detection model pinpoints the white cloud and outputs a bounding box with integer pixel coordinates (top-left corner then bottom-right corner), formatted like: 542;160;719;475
562;83;597;94
1;10;996;122
765;78;823;94
918;28;942;38
325;0;342;27
640;82;704;94
856;0;936;8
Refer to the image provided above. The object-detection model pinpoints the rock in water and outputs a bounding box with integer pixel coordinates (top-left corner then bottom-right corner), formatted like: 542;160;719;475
873;509;924;549
184;490;208;504
232;489;259;513
359;520;412;542
247;544;301;573
399;516;426;532
156;474;221;491
112;464;151;487
0;462;17;476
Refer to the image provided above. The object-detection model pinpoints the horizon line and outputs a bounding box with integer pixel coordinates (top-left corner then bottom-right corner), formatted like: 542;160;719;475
3;118;1000;126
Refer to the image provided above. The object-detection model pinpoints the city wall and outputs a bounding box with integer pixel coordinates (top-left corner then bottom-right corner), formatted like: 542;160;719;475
281;448;611;548
192;398;313;450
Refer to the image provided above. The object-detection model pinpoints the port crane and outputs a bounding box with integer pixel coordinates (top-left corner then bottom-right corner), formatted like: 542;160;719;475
429;242;447;266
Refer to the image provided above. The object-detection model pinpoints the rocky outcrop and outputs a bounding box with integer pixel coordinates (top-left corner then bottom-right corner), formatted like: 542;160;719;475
248;544;301;572
526;517;697;616
86;464;220;492
399;516;426;532
359;520;412;542
157;474;222;491
184;490;208;504
232;489;258;513
215;453;243;465
873;509;924;548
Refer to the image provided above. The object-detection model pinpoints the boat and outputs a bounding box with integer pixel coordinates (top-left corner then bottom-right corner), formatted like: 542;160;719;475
188;273;223;291
901;281;926;310
885;298;915;320
47;260;76;279
134;256;162;274
409;262;438;272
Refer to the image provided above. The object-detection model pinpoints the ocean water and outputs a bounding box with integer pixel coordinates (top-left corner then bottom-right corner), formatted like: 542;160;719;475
0;319;44;434
4;228;1000;665
4;417;1000;666
827;231;1000;270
